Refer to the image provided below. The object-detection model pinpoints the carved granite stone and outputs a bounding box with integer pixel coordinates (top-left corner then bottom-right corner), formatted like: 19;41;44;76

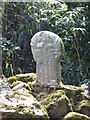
31;31;64;86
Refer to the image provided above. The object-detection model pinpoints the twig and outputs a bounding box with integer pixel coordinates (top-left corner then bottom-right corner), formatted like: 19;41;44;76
10;64;13;76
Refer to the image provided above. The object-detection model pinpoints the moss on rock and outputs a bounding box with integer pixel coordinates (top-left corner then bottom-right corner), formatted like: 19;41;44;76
7;73;36;87
59;84;85;107
76;100;90;109
8;76;17;83
74;100;90;116
60;84;84;96
12;81;31;92
15;73;36;83
30;80;61;95
10;81;21;88
64;112;90;120
24;83;31;91
40;90;73;119
0;87;49;120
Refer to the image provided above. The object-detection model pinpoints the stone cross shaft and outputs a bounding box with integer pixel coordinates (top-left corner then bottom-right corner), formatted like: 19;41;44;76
31;31;64;86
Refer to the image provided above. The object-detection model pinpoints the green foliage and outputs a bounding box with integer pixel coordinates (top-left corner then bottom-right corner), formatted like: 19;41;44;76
1;2;89;86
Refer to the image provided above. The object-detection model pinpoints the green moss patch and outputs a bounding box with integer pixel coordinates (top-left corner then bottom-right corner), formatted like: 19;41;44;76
75;100;90;109
40;90;73;119
41;90;72;111
64;112;90;120
74;100;90;116
15;73;36;82
10;81;21;88
8;76;17;83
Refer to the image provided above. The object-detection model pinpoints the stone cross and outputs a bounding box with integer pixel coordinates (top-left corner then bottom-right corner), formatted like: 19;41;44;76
31;31;64;86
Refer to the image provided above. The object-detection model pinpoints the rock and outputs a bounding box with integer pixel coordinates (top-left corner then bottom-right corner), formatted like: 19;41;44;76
81;93;90;100
1;73;90;119
63;112;90;120
7;73;36;85
0;79;4;85
60;84;84;107
81;84;89;95
0;88;49;120
80;84;90;100
8;76;17;84
30;80;61;98
40;90;73;119
74;100;90;117
60;84;84;97
15;73;36;83
30;80;52;94
12;82;26;90
31;31;64;86
0;79;49;120
0;80;11;92
12;82;31;92
10;81;22;88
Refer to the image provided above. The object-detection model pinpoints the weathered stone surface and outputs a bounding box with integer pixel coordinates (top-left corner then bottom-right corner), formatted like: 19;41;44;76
0;79;49;120
80;84;90;100
64;112;90;120
60;84;84;107
81;84;89;96
12;81;31;92
74;100;90;117
40;90;73;119
60;84;84;96
31;31;64;86
29;80;56;95
1;73;90;119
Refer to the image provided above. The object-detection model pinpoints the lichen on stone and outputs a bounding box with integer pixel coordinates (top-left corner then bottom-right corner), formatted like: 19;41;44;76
24;83;31;91
0;85;49;120
10;81;21;88
42;90;72;110
8;76;17;83
15;73;36;83
59;84;85;107
76;100;90;109
40;90;73;119
74;100;90;117
64;112;90;120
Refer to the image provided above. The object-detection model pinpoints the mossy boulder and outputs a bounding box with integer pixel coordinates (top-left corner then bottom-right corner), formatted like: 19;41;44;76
1;73;90;119
63;112;90;120
60;84;84;107
12;81;31;92
60;84;84;98
40;90;73;119
8;76;17;83
29;80;60;96
29;80;51;95
7;73;36;84
0;87;49;120
74;100;90;117
15;73;36;83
